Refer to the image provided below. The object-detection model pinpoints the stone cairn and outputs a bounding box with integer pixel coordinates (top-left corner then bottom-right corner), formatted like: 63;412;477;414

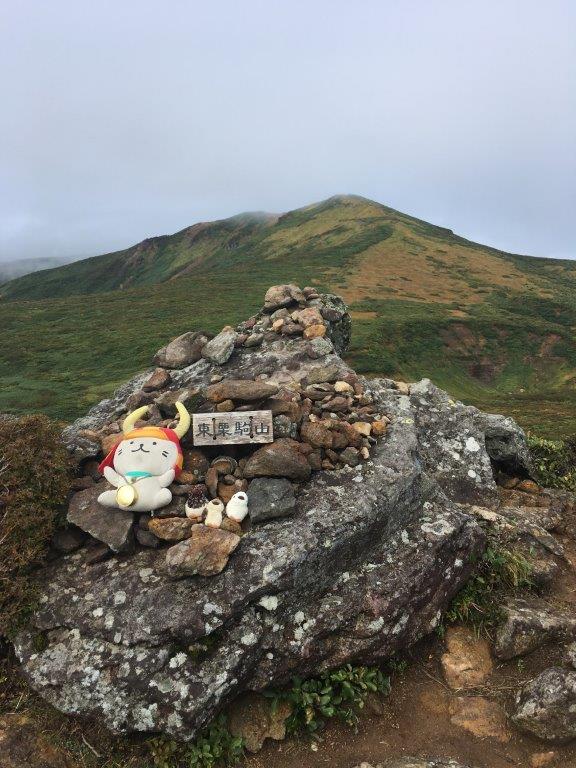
63;284;389;572
17;284;576;752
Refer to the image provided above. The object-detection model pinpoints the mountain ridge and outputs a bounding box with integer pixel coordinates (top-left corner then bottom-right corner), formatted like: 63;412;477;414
1;194;576;435
5;194;568;302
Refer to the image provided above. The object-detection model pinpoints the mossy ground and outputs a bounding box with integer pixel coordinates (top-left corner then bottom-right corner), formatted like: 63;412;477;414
0;415;72;636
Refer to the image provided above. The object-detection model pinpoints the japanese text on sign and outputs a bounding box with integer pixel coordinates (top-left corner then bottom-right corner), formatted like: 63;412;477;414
192;410;274;446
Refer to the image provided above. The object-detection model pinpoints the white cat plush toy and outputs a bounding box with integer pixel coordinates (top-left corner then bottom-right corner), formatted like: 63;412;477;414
97;402;190;512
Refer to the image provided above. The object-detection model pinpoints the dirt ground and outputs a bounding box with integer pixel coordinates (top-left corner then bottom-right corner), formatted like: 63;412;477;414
245;634;576;768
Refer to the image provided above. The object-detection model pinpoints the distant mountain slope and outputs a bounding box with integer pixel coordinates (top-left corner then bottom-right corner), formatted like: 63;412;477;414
1;195;576;435
5;195;573;304
0;255;72;284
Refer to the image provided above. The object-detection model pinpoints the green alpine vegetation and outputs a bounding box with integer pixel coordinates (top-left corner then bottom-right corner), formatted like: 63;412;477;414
1;194;575;435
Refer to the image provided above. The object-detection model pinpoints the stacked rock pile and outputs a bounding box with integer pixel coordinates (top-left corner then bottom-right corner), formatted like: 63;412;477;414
21;285;543;741
62;285;392;568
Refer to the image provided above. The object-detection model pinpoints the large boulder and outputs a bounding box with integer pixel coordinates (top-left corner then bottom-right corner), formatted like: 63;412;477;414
16;377;492;739
16;286;533;743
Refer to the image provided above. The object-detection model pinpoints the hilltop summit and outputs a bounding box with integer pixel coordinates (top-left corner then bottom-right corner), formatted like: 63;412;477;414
1;195;576;434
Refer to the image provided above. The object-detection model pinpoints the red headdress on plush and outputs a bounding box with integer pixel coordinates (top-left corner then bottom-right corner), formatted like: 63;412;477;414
98;425;184;476
98;400;190;477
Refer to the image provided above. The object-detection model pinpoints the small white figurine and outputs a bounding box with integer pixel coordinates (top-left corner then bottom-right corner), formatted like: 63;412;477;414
204;498;224;528
97;402;190;512
226;491;249;522
185;486;208;520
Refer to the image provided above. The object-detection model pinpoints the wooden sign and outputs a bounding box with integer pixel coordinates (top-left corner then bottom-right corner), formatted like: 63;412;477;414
192;410;274;446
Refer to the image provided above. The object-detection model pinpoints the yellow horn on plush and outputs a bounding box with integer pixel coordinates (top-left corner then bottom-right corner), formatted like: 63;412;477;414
173;401;191;439
122;405;150;435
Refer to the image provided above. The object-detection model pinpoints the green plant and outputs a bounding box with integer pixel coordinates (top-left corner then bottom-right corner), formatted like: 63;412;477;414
269;663;390;735
148;715;244;768
387;657;408;676
528;434;576;490
446;545;534;635
0;414;71;635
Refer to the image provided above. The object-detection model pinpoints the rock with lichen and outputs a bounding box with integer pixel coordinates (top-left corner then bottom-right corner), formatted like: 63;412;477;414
15;285;535;742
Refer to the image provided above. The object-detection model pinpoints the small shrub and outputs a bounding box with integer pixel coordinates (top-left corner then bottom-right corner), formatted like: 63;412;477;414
148;715;244;768
446;545;533;634
387;656;408;676
0;414;71;635
528;434;576;491
269;663;390;735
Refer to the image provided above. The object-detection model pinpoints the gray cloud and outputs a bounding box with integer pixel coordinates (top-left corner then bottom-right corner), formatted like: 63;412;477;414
0;0;574;263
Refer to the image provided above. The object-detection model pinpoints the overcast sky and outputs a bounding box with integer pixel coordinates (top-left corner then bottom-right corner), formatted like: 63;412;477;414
0;1;574;264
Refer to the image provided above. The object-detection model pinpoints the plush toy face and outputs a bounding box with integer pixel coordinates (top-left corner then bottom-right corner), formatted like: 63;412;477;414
113;435;178;477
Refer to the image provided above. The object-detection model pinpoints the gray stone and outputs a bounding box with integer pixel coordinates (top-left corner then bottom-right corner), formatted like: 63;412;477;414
248;478;297;522
206;379;279;403
513;667;576;742
67;485;134;553
272;414;297;438
153;331;209;369
154;388;203;418
244;333;263;347
306;363;342;384
494;597;576;660
202;329;238;365
355;761;472;768
340;446;361;466
64;433;101;462
305;336;334;358
317;293;351;354
566;641;576;669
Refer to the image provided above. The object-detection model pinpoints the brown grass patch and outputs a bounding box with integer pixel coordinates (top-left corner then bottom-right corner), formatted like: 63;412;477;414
339;224;534;305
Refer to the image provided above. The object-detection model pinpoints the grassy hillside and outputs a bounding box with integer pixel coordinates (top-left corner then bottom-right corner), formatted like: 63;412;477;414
1;195;576;436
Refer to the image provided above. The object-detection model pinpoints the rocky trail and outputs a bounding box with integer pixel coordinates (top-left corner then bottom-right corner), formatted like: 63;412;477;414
3;285;576;768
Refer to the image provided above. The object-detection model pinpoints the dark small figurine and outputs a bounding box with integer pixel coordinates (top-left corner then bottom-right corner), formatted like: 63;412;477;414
185;484;208;521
